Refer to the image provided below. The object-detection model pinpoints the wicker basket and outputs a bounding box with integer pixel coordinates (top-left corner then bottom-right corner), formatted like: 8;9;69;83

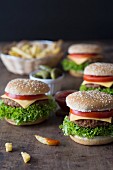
0;41;63;75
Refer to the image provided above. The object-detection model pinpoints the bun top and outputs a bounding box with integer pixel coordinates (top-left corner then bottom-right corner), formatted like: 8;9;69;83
68;44;102;54
66;91;113;112
5;79;50;95
84;62;113;76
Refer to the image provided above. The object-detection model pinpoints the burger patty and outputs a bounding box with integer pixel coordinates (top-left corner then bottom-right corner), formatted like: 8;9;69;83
75;119;111;128
88;55;102;62
85;84;102;88
2;98;48;108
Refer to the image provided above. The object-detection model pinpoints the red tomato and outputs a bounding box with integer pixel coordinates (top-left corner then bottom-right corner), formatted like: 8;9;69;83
5;92;46;100
84;75;113;82
70;109;113;118
70;53;97;58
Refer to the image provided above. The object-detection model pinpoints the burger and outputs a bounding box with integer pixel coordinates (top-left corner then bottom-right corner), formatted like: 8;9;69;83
80;62;113;95
60;91;113;145
62;44;102;77
0;79;56;125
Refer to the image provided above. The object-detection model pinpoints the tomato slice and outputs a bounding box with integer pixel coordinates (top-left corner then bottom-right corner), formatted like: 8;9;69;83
70;53;97;58
84;75;113;82
70;109;113;118
5;92;46;100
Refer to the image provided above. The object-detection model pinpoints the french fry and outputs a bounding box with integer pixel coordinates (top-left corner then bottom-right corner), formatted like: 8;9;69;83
52;47;60;54
7;40;62;59
5;143;13;152
35;135;60;146
55;39;63;47
11;47;32;59
21;152;31;163
21;44;29;51
9;50;20;57
16;41;29;48
30;45;42;57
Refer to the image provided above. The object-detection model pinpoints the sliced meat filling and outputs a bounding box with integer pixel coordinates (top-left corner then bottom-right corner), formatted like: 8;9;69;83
74;119;111;128
85;84;103;88
2;98;48;108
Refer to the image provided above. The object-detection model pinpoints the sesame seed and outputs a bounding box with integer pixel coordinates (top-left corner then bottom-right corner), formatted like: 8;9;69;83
84;62;113;76
66;90;113;112
5;78;50;95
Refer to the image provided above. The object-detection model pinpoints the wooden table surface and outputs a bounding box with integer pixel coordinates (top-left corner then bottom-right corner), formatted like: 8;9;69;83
0;41;113;170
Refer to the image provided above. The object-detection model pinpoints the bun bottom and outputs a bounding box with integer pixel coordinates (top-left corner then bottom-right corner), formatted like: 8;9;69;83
69;70;83;77
5;117;47;126
70;135;113;145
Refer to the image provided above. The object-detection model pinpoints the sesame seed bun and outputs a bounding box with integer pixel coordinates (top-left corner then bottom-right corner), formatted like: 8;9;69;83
5;79;50;95
69;70;83;77
68;44;102;54
5;117;47;126
66;91;113;112
70;135;113;145
84;62;113;76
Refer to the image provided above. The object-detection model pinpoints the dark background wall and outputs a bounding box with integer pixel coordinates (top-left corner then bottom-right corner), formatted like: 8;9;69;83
0;0;113;41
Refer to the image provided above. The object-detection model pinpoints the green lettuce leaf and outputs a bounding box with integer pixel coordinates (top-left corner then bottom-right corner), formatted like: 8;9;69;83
80;84;113;95
60;116;113;138
62;59;89;72
0;99;57;125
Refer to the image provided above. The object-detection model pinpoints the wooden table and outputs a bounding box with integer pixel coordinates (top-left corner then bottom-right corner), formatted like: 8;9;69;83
0;42;113;170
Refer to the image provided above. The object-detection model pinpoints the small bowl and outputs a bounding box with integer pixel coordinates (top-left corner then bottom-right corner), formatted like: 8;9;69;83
29;70;65;95
1;40;63;75
55;90;76;112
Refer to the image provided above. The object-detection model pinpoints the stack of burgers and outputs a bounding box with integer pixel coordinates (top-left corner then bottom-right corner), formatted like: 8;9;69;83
60;90;113;145
60;62;113;145
62;44;102;77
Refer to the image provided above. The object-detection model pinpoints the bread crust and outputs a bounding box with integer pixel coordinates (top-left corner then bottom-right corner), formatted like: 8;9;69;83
84;62;113;76
5;117;47;126
5;79;50;95
66;91;113;112
68;44;102;54
69;70;83;77
70;135;113;145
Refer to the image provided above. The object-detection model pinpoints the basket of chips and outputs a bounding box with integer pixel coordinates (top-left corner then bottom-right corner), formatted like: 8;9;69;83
1;40;63;75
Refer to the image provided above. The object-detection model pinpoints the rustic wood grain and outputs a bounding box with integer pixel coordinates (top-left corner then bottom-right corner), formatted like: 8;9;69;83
0;41;113;170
